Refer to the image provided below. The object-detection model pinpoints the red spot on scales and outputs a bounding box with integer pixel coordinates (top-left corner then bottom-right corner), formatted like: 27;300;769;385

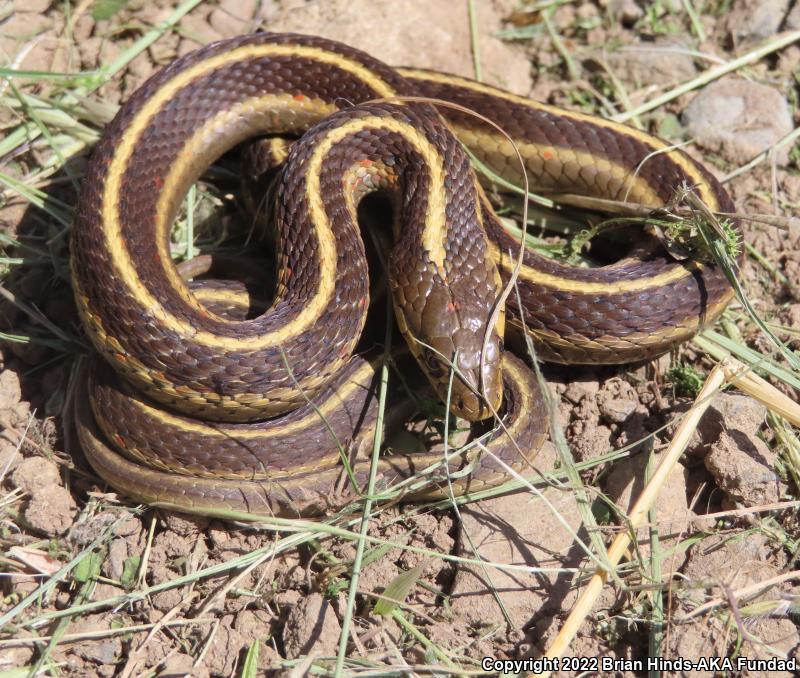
154;176;164;188
542;149;555;161
113;433;125;449
293;94;307;102
359;159;373;167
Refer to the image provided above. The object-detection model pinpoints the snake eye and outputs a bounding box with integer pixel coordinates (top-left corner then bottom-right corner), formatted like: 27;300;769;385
421;348;445;378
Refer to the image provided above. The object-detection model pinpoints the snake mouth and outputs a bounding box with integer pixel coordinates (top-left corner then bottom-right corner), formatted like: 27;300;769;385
451;383;503;421
416;344;504;422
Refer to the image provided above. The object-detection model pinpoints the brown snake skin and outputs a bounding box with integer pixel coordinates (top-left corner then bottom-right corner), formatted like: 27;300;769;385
70;33;738;516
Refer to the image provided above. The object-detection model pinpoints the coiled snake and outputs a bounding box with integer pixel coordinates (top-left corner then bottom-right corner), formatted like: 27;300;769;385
71;33;736;516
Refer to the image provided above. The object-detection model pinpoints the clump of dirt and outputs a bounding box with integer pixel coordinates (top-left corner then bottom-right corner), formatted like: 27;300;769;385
1;0;799;675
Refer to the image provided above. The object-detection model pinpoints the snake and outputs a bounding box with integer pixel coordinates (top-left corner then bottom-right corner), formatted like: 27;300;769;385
70;33;737;517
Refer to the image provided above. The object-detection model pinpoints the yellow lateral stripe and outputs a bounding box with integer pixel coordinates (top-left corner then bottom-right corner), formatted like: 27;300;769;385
102;43;397;350
456;126;663;205
118;360;376;439
500;356;532;440
399;68;721;210
507;292;732;345
487;240;698;293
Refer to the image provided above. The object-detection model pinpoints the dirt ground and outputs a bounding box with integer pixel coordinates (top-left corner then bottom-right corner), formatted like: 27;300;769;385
1;0;799;676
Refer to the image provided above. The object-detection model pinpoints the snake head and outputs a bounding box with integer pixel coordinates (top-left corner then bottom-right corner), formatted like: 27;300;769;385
399;284;504;422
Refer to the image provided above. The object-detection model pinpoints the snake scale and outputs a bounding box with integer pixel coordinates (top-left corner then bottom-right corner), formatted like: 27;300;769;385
70;33;737;517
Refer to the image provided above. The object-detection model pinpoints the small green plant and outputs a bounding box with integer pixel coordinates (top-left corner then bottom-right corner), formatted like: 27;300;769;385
636;0;681;34
666;363;705;397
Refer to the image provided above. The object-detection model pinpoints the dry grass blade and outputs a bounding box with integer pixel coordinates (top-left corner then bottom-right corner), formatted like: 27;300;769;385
537;360;730;675
680;570;800;622
721;358;800;427
612;29;800;122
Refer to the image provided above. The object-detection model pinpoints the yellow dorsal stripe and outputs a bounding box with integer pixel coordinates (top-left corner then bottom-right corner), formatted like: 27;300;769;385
102;43;397;351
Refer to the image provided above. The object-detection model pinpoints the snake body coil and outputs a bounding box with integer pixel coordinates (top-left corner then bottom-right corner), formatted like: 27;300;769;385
71;33;736;517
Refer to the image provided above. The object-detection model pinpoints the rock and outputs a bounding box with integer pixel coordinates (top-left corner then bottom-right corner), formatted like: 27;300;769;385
0;646;35;671
701;393;767;440
598;395;638;425
234;611;280;672
264;0;532;95
677;392;767;459
705;430;786;507
551;4;576;31
161;512;209;536
11;457;61;494
14;0;53;12
72;13;94;42
23;485;77;536
68;511;119;546
449;442;585;627
782;304;800;338
235;609;274;641
725;0;790;44
282;593;341;659
606;38;697;88
0;14;51;70
597;379;642;423
177;12;223;58
150;589;184;614
74;637;121;666
68;618;123;666
778;45;800;79
563;377;600;405
219;0;258;20
674;532;793;670
683;78;794;166
569;421;614;461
